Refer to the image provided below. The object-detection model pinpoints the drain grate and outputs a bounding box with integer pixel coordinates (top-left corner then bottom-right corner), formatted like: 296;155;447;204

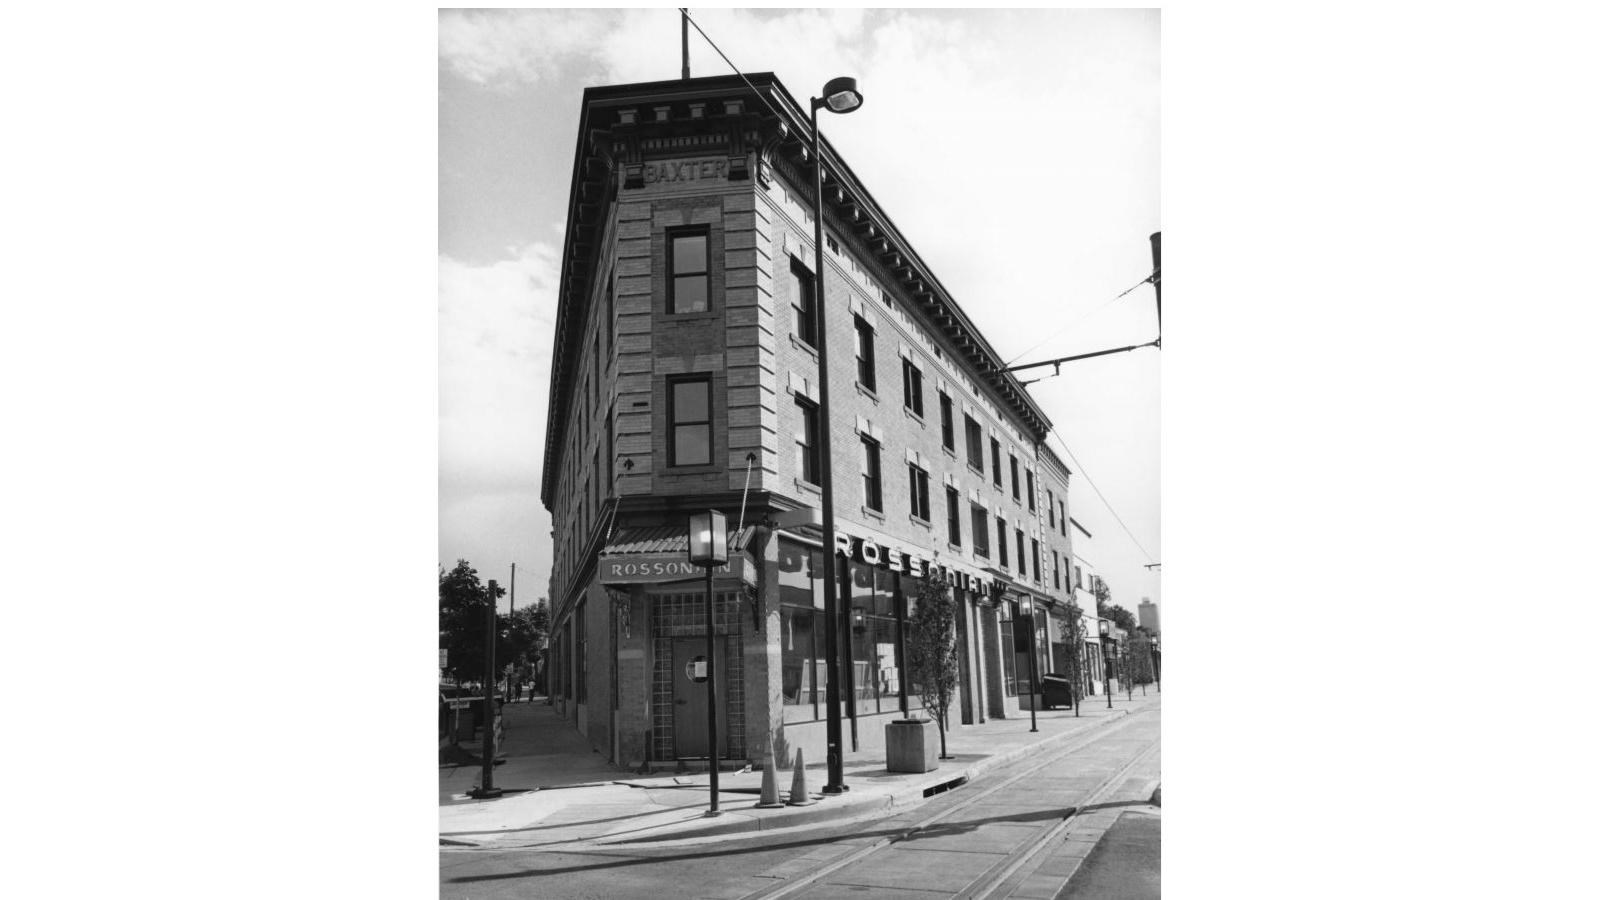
922;775;968;798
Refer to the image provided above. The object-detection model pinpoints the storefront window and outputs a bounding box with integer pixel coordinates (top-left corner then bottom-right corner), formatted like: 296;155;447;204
779;541;823;719
998;603;1018;696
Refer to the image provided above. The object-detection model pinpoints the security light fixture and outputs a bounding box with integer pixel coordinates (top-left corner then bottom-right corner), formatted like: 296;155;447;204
817;77;863;114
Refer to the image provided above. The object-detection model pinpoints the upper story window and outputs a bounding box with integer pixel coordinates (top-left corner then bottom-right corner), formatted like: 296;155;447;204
1048;489;1056;528
795;397;820;484
1026;471;1036;511
1053;551;1061;590
1010;455;1021;501
860;435;882;512
1031;539;1041;583
945;486;962;546
902;358;924;418
908;463;931;521
991;438;1002;488
790;258;817;347
669;376;712;466
939;392;955;451
997;516;1009;566
854;316;876;391
1076;566;1084;590
1015;528;1026;577
668;229;709;314
971;503;990;558
964;415;984;473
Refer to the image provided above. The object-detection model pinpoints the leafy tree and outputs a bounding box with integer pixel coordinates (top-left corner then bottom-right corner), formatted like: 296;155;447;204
907;569;959;759
439;560;507;686
1100;602;1138;635
503;600;550;689
1123;630;1155;688
1060;598;1088;717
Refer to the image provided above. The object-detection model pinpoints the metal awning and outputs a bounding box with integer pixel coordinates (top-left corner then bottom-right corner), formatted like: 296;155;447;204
600;525;757;556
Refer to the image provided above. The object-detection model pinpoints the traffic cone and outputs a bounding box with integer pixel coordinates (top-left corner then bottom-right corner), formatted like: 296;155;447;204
755;751;784;809
786;748;816;806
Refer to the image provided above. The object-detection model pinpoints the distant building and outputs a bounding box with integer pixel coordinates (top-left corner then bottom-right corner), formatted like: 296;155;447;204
540;73;1083;770
1138;598;1160;632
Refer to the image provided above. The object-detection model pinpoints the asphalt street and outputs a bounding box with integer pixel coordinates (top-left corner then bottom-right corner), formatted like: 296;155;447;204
441;700;1160;900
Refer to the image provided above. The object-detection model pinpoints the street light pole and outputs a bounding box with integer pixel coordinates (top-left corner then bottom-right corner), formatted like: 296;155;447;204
688;510;728;817
809;76;864;796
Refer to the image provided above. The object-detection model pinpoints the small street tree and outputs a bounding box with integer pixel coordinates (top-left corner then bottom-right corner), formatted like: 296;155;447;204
439;560;507;687
1123;630;1155;690
1060;598;1087;716
907;569;959;759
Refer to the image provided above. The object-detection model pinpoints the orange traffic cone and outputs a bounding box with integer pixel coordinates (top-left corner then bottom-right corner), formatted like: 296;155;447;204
786;748;816;806
756;751;784;809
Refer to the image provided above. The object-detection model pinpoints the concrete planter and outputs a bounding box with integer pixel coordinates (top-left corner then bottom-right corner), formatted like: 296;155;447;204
885;718;939;773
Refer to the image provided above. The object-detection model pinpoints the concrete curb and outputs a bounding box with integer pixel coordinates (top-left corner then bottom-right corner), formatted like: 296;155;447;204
606;706;1133;844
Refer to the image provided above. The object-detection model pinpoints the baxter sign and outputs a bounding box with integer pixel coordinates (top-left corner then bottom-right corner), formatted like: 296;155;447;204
599;554;749;585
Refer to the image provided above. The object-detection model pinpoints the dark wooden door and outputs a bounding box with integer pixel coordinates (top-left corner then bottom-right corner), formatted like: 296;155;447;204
671;637;728;758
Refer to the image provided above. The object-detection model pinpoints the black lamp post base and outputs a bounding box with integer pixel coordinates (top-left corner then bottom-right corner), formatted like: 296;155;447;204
469;787;504;800
703;809;724;818
822;784;849;795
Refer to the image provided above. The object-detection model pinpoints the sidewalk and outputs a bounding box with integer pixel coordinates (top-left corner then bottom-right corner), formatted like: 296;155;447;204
440;688;1162;850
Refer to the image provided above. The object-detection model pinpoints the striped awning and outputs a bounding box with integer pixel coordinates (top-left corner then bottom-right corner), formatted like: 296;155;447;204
601;524;757;556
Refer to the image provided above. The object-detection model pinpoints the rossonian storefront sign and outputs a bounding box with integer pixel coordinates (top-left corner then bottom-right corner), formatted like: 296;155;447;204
598;553;751;586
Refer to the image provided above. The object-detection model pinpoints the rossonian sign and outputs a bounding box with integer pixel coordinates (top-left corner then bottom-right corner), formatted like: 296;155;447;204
599;553;749;585
832;526;995;599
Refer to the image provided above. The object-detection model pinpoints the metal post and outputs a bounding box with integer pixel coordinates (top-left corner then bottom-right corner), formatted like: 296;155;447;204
1025;600;1039;732
473;581;502;799
680;9;689;80
704;564;720;815
894;572;909;718
1105;641;1114;709
812;101;846;796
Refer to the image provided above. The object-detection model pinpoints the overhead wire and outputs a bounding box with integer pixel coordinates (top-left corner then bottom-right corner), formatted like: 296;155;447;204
1048;430;1158;567
679;9;789;123
1004;274;1154;367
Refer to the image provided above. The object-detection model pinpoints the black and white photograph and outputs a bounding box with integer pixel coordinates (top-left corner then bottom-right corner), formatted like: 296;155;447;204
15;4;1599;899
437;8;1161;898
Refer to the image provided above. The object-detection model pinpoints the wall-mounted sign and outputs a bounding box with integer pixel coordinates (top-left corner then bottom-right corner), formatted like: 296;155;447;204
598;553;750;586
642;157;729;185
686;656;708;683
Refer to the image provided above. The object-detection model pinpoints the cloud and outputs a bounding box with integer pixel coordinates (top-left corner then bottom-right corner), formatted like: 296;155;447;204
439;8;612;87
438;245;560;580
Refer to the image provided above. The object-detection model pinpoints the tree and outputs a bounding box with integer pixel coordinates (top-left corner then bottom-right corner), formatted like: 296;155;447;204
503;600;550;690
1059;598;1088;716
1100;601;1138;635
906;569;959;759
439;560;507;686
1123;630;1155;687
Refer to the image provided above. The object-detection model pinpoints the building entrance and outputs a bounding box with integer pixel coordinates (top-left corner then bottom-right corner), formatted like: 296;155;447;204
670;636;729;758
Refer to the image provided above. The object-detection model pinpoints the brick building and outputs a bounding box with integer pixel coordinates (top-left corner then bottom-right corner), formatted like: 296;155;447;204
540;73;1085;771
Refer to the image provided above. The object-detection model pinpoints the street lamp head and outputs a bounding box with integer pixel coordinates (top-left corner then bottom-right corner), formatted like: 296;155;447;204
1098;619;1109;638
688;510;728;566
816;76;863;114
1018;595;1032;617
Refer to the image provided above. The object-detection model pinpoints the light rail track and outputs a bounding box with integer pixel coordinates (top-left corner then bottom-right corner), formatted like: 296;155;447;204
737;705;1159;900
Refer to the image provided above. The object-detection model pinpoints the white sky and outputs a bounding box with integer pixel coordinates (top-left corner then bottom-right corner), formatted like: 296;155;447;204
438;8;1163;616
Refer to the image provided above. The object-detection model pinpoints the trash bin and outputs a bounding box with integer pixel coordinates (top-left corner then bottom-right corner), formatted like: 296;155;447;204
1041;673;1073;710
